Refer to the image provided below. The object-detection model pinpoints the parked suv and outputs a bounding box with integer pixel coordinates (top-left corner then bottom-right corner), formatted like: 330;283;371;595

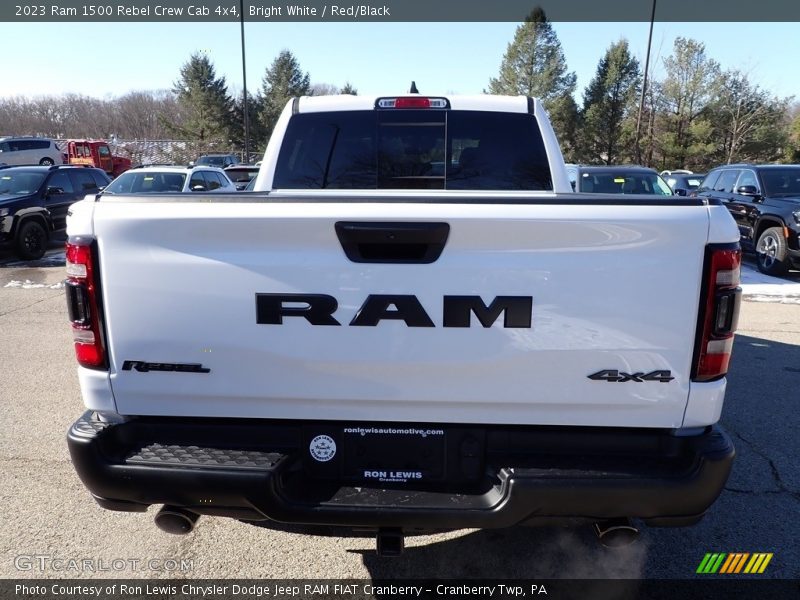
0;136;63;166
102;165;236;194
195;153;239;168
0;165;111;259
697;164;800;275
570;165;673;196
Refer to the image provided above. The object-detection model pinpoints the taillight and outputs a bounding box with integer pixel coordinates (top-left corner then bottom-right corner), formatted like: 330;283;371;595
65;238;107;369
692;244;742;382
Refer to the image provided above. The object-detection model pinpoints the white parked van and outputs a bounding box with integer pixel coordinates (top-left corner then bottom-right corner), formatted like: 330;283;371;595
0;136;63;166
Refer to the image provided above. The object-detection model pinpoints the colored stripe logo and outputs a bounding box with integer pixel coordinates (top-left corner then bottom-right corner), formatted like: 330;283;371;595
697;553;773;574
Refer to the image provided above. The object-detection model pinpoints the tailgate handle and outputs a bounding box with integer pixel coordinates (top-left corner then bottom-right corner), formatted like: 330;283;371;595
335;222;449;264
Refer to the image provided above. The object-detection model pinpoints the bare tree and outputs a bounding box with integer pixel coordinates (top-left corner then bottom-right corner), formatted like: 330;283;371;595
711;70;788;164
309;83;339;96
0;91;182;140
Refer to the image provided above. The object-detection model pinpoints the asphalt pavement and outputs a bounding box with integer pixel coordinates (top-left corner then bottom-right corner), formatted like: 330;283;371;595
0;248;797;580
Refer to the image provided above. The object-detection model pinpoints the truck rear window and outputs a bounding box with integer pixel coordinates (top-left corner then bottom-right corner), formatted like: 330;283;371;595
273;110;553;191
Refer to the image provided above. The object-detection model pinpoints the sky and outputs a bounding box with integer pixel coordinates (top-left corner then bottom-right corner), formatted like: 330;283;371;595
1;21;799;103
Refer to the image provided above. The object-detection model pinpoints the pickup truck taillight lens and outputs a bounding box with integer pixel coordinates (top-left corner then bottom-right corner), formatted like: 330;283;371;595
65;239;107;369
692;244;742;382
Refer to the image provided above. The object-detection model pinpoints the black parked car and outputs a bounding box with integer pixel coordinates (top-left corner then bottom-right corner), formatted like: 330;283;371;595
662;172;706;196
0;165;111;260
195;153;240;168
224;164;260;190
697;164;800;275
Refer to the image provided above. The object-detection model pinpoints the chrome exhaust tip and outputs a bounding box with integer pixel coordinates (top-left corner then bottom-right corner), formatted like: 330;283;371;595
593;518;639;548
154;505;199;535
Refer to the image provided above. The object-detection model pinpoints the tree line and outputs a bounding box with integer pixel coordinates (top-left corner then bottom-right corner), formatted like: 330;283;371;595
0;50;355;162
0;91;181;141
491;9;799;169
1;12;798;170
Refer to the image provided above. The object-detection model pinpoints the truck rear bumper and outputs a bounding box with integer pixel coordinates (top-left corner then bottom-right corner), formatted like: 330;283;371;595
67;411;734;530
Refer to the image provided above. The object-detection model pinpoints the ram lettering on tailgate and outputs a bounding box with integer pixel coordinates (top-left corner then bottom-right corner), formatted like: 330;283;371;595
255;293;533;328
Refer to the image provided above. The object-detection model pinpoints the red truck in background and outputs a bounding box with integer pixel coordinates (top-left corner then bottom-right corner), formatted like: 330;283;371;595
66;140;131;178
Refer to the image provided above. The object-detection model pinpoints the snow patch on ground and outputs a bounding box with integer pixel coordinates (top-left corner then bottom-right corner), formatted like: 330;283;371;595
746;295;800;305
4;279;64;290
740;265;800;303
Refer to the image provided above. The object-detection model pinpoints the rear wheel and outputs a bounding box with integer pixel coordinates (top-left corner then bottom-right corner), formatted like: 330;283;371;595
756;227;789;276
39;157;55;166
15;220;48;260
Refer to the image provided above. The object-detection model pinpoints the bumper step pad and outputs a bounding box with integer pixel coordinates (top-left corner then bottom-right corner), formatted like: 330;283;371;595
126;444;283;470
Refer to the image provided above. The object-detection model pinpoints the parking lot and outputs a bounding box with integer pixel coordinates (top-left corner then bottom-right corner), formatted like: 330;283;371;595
1;246;798;580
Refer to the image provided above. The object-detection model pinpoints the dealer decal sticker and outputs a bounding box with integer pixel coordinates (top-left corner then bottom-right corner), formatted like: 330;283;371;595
309;435;336;462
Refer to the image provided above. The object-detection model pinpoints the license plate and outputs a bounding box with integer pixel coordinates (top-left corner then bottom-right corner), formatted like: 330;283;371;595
341;425;446;483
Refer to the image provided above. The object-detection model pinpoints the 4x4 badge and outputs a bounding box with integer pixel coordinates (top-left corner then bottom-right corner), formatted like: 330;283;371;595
588;369;674;383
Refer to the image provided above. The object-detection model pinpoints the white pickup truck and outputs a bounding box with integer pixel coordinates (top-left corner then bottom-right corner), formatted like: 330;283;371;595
66;93;741;553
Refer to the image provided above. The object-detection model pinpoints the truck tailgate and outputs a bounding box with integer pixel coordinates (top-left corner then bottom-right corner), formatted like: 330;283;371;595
94;199;708;428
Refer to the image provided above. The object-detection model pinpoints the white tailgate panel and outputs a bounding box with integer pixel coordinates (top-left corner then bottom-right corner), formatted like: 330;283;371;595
95;201;707;427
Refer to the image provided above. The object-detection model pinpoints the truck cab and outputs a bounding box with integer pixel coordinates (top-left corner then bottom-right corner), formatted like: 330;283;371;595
67;140;131;178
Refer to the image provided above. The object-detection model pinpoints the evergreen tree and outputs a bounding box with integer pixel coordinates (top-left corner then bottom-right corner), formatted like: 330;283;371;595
656;38;720;169
340;82;358;96
579;40;640;164
487;8;578;156
165;53;235;148
232;90;266;158
259;50;310;141
548;95;580;161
